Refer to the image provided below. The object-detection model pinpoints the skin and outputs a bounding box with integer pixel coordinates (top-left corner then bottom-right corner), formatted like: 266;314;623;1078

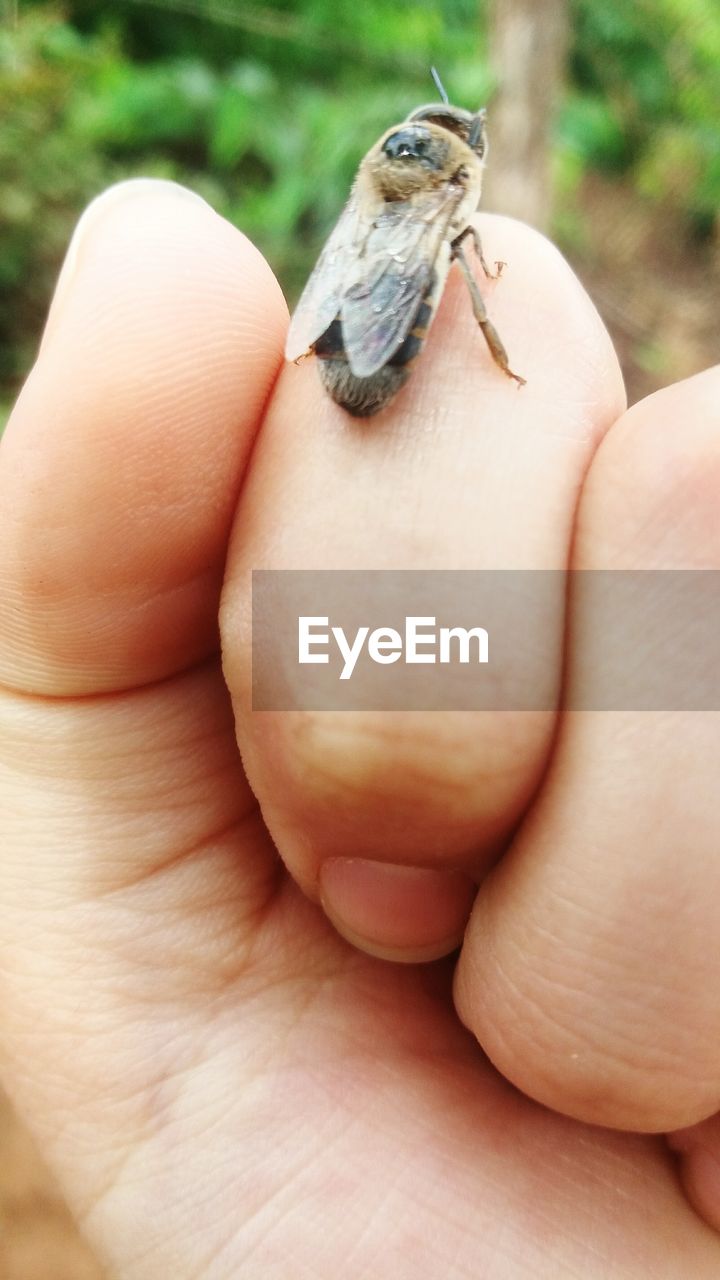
1;178;720;1277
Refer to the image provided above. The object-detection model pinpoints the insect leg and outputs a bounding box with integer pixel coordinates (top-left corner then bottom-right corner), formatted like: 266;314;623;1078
452;242;526;387
452;225;504;280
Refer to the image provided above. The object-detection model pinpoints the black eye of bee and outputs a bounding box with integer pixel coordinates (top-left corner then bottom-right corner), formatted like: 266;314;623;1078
382;126;447;169
383;128;428;161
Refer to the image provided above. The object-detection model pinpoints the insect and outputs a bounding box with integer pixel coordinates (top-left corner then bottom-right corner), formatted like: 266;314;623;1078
285;73;525;418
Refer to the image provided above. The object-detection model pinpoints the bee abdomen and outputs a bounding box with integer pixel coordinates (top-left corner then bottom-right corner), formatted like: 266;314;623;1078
388;297;434;369
317;359;410;418
313;316;411;417
312;318;345;359
311;280;437;417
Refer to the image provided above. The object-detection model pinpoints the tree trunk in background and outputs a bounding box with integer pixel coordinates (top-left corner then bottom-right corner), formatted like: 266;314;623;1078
483;0;569;231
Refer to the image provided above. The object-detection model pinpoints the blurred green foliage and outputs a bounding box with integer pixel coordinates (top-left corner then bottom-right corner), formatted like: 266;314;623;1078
1;0;719;418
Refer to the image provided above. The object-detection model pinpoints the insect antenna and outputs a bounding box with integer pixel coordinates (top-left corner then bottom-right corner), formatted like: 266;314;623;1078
430;66;449;105
469;107;487;151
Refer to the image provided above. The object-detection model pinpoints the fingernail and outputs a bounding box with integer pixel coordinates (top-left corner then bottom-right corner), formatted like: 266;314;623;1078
41;179;212;348
668;1134;720;1233
319;858;476;963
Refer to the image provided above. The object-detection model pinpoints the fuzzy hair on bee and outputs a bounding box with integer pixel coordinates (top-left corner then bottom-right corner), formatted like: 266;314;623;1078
285;89;526;418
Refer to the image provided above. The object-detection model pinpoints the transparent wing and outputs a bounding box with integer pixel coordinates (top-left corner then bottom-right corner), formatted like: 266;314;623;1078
341;186;464;378
285;194;363;362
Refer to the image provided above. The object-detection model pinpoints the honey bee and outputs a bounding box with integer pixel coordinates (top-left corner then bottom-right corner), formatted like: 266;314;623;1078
285;80;525;418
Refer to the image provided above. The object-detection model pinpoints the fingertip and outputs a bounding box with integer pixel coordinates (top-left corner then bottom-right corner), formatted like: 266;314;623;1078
272;212;625;445
0;179;287;694
37;176;288;373
466;213;627;433
575;364;720;569
39;179;227;352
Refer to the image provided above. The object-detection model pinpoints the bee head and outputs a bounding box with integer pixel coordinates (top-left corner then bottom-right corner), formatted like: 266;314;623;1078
366;107;486;201
380;124;450;170
406;103;488;160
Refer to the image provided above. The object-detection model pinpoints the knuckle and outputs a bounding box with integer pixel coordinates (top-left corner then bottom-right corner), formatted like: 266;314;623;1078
273;709;548;856
588;373;720;565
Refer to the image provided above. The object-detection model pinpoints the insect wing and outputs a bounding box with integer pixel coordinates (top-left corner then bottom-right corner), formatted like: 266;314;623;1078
341;185;463;379
285;195;363;362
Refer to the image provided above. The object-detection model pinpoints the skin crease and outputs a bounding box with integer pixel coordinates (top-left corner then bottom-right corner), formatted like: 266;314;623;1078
0;179;720;1277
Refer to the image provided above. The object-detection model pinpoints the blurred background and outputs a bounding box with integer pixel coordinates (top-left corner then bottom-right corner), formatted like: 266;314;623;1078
1;0;719;427
0;0;718;1273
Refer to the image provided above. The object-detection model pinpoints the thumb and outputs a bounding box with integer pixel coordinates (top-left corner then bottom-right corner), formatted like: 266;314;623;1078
0;180;286;1259
1;178;286;696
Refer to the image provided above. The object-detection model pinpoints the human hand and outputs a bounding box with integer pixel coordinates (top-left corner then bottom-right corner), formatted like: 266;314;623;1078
1;179;719;1277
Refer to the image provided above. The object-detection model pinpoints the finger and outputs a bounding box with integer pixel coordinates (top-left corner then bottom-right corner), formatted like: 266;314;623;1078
0;173;288;1061
0;182;289;1251
221;213;625;961
455;367;720;1132
0;179;287;696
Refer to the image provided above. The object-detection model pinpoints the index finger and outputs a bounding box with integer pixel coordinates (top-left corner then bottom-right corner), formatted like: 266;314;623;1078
221;214;626;961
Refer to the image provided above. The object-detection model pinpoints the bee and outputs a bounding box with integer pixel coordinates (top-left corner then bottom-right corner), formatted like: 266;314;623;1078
285;77;526;418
